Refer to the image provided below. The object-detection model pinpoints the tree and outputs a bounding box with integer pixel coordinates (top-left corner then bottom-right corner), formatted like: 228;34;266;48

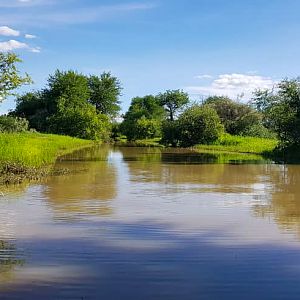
0;52;31;102
204;96;264;135
88;72;122;118
158;89;189;121
175;105;223;147
121;95;165;140
14;70;114;140
252;78;300;147
14;91;47;131
48;104;111;140
46;70;90;113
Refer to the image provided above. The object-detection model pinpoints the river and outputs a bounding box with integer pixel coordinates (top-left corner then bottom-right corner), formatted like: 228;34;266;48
1;146;300;299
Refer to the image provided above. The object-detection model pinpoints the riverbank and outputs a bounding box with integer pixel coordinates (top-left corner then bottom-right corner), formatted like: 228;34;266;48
115;134;278;155
194;134;278;155
0;133;93;184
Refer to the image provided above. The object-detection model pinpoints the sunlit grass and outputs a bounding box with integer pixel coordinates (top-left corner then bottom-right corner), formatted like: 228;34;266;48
0;132;93;168
195;134;278;155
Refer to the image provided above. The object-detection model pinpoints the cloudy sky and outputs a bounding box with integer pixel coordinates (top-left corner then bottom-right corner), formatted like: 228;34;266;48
1;0;300;113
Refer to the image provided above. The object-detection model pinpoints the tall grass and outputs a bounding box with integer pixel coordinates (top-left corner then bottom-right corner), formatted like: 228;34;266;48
0;132;92;168
195;134;278;155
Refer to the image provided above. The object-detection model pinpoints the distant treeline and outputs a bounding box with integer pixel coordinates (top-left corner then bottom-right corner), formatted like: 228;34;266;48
1;52;300;152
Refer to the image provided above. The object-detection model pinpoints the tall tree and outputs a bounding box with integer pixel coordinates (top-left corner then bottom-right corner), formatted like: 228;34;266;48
157;90;189;121
88;72;122;118
0;52;31;103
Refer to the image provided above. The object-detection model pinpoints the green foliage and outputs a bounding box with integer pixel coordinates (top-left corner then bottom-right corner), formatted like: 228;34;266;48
14;70;116;140
88;72;122;117
158;89;189;121
204;96;264;135
47;70;90;112
0;52;32;102
196;134;278;154
121;95;165;140
161;120;181;146
48;105;111;141
0;116;29;133
14;91;47;131
175;105;224;147
135;117;162;139
252;78;300;147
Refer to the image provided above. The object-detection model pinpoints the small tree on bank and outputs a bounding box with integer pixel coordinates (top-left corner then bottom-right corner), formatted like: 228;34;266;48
0;52;32;103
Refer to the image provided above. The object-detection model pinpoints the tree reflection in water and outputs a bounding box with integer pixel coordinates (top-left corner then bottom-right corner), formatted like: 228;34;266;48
0;240;24;283
254;165;300;234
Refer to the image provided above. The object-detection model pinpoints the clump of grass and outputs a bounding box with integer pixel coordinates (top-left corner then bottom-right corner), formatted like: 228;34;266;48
195;134;278;155
0;132;93;184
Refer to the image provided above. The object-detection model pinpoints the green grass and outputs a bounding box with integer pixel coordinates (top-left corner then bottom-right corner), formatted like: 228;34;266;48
0;133;93;184
115;138;162;147
195;134;278;155
0;132;93;168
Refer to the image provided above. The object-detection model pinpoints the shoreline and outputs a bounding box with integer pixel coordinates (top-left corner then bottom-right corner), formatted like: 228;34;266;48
0;132;93;185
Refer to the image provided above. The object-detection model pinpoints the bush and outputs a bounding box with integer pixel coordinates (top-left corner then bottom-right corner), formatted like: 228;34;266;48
240;124;277;139
0;116;29;133
48;105;111;141
205;96;263;135
176;105;224;147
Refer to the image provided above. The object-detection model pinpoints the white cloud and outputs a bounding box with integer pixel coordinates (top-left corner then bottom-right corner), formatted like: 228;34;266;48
0;39;40;53
195;74;213;80
25;34;37;39
0;26;20;37
30;46;41;53
186;73;276;100
0;39;28;51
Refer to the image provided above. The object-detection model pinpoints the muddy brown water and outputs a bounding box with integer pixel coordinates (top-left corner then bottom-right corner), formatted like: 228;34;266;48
1;146;300;299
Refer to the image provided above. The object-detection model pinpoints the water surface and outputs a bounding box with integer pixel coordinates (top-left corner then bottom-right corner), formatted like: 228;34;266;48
1;146;300;299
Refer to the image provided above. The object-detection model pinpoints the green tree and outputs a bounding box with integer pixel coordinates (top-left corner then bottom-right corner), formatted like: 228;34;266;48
88;72;122;118
205;96;264;135
46;70;90;113
158;90;189;121
175;105;223;147
48;104;111;140
14;91;47;131
121;95;165;140
252;78;300;147
0;52;31;102
14;70;113;140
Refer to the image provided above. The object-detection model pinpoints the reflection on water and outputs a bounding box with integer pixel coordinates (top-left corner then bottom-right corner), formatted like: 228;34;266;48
1;146;300;299
45;147;117;219
254;165;300;234
0;241;24;284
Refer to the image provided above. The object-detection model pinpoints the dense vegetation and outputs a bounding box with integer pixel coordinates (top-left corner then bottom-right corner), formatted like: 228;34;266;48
1;52;300;162
13;70;121;140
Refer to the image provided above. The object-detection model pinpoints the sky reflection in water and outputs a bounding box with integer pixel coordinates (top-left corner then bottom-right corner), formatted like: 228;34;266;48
0;146;300;299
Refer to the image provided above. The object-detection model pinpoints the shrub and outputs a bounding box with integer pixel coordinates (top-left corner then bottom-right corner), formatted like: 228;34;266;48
0;115;29;133
176;105;224;147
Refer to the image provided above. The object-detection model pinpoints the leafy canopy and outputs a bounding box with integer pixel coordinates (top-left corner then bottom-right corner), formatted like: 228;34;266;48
158;90;189;121
0;52;32;102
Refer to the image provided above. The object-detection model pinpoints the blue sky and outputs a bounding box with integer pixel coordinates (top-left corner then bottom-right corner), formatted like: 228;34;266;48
1;0;300;114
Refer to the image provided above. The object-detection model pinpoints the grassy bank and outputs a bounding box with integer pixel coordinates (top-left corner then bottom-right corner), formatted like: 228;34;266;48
195;134;278;155
0;133;93;184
